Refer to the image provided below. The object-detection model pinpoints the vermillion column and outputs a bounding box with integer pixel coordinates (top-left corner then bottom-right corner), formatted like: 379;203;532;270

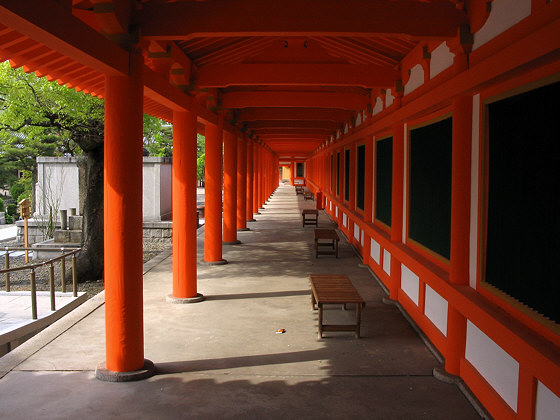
349;146;356;211
445;95;472;376
290;161;295;186
237;136;248;230
362;136;374;262
253;142;260;214
223;130;239;244
99;51;152;379
204;120;226;264
390;123;405;301
170;110;202;302
246;139;255;222
257;146;264;209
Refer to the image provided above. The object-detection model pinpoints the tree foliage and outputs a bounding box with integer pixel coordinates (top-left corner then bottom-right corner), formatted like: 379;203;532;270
0;61;104;196
143;114;173;157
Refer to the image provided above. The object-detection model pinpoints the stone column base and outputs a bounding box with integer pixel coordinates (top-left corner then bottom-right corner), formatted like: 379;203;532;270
95;359;155;382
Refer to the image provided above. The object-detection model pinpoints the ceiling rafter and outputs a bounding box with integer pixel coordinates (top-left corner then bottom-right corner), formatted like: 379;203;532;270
197;63;399;88
136;0;466;40
222;90;369;110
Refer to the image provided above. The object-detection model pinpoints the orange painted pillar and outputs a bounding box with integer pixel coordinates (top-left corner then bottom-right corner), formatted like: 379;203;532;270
171;110;200;301
361;136;374;263
290;161;295;186
445;95;472;375
252;141;260;214
258;146;264;208
390;123;405;301
349;145;356;211
223;130;238;244
338;148;345;227
204;120;226;264
102;51;146;375
246;139;255;222
237;136;248;230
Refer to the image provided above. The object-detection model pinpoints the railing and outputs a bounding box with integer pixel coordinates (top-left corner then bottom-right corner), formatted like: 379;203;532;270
0;247;81;320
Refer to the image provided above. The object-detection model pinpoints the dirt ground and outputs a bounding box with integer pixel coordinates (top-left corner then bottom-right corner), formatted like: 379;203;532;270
0;239;171;299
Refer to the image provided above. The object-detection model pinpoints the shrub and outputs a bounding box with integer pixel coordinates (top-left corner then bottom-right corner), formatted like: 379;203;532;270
5;214;13;224
7;203;17;216
9;182;25;203
0;197;4;212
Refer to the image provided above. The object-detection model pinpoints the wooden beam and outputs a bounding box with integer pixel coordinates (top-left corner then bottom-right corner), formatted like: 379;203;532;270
135;0;466;40
252;128;334;136
222;91;369;110
236;107;354;122
0;0;129;75
245;120;341;131
197;64;398;88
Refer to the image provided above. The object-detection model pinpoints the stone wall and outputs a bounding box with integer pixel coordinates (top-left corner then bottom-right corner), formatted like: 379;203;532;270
142;221;172;243
35;156;173;222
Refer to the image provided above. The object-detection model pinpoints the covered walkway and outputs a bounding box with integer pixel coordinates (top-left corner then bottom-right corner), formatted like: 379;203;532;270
0;184;481;419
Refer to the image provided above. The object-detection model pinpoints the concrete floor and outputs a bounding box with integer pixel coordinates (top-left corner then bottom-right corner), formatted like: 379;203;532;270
0;184;484;419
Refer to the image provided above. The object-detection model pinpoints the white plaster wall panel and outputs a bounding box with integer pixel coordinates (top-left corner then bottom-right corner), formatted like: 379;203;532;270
344;124;349;134
360;230;364;246
143;162;160;221
35;157;79;217
329;201;332;211
465;321;520;411
402;124;408;243
473;0;531;50
536;381;560;420
160;162;172;220
371;238;381;264
354;225;360;241
470;94;481;289
424;285;448;336
385;89;394;107
372;97;383;115
356;112;362;126
401;264;419;305
404;64;424;95
430;42;454;79
383;249;391;275
343;213;347;228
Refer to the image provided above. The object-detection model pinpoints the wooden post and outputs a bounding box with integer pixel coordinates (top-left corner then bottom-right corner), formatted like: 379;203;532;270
102;51;146;374
19;199;31;263
171;110;201;300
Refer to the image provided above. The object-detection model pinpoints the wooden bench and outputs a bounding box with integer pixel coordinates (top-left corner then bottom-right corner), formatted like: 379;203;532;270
295;185;304;195
303;191;314;200
302;209;319;227
314;228;339;257
309;274;365;338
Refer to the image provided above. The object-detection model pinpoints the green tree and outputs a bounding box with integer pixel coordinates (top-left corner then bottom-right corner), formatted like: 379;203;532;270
143;114;173;157
197;134;205;185
0;61;104;280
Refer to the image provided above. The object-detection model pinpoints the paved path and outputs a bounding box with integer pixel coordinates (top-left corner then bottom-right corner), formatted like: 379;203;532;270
0;225;16;242
0;292;85;334
0;185;483;419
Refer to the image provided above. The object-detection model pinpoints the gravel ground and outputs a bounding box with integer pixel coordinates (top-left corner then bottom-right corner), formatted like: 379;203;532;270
0;239;172;299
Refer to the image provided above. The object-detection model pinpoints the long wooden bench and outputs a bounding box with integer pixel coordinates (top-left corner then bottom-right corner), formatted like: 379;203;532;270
302;209;319;227
309;274;365;339
313;228;339;257
303;191;314;200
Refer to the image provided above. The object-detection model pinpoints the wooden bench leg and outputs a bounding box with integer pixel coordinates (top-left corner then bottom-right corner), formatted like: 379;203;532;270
318;303;323;339
355;303;362;338
311;291;317;310
314;239;318;258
